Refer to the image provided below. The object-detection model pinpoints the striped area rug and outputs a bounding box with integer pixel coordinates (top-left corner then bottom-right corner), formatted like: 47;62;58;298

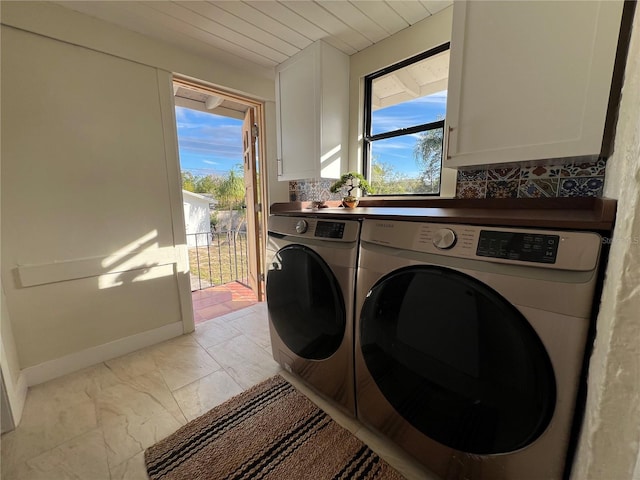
145;375;405;480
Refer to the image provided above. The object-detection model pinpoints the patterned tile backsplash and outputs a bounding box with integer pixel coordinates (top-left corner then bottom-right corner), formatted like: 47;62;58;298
456;159;606;199
288;178;344;202
289;159;607;201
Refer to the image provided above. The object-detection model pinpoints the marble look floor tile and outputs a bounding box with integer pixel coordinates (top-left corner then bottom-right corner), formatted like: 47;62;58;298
27;363;120;408
109;451;148;480
172;369;244;421
1;395;98;473
207;335;282;390
96;370;186;468
192;317;242;350
104;348;159;383
223;302;265;322
228;311;271;350
147;335;222;391
96;370;185;427
102;410;182;469
6;429;110;480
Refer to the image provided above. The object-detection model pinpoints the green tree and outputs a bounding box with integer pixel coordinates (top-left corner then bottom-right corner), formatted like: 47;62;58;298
214;169;245;210
182;172;219;194
194;175;218;194
370;160;409;194
413;128;444;193
212;168;246;235
182;171;196;192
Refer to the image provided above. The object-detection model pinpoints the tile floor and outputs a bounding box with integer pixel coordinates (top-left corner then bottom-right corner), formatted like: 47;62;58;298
0;303;439;480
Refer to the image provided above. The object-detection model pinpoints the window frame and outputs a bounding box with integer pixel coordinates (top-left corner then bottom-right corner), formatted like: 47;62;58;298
362;42;450;197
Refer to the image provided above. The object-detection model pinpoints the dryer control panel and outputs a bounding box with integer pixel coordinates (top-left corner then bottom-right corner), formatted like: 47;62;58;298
314;221;346;239
268;215;360;243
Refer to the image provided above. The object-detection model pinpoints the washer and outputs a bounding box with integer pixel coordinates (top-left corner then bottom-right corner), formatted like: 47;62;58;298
355;219;603;479
266;215;360;416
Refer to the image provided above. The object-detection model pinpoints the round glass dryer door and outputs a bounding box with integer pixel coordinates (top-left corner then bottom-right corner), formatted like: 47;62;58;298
360;266;556;455
267;245;346;360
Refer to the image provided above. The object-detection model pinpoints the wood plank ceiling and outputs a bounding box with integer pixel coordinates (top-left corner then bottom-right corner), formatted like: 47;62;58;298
55;1;453;75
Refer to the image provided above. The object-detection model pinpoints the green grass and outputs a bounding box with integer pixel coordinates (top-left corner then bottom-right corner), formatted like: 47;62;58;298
188;233;248;287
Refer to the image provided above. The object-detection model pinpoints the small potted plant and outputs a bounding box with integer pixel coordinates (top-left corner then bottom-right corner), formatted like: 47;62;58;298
329;172;373;208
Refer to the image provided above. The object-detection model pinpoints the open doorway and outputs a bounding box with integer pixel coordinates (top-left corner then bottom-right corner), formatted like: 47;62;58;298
172;79;267;324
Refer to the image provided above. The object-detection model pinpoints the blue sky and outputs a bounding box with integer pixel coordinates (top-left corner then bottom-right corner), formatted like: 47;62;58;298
175;91;446;179
371;91;447;176
175;106;243;176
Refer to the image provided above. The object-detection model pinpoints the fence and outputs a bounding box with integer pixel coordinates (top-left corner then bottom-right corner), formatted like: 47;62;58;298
187;230;249;291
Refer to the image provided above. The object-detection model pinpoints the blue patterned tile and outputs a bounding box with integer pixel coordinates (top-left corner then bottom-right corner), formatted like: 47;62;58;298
559;176;605;197
561;159;606;177
518;178;559;198
486;180;519;198
457;168;487;182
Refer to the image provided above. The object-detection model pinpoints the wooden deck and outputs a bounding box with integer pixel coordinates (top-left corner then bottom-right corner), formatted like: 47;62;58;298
191;281;258;325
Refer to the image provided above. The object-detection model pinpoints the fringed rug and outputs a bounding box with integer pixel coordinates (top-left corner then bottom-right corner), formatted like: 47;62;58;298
145;375;405;480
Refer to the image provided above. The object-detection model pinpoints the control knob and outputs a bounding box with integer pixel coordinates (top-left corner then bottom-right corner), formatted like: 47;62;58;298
295;219;308;234
432;228;457;250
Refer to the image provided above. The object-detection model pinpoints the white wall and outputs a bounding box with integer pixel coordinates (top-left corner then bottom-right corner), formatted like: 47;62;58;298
0;0;281;397
571;7;640;479
2;25;189;370
347;6;457;197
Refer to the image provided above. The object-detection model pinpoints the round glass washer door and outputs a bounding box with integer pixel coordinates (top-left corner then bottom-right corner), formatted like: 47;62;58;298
360;265;556;455
267;244;346;360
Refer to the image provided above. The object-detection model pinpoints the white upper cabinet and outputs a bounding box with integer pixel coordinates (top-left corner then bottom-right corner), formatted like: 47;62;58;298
275;40;349;181
444;0;625;167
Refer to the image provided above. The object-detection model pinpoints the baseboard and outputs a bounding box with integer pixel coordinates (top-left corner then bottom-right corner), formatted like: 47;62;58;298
22;321;184;387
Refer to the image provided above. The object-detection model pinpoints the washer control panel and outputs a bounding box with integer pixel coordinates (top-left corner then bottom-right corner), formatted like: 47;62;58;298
361;219;601;272
432;228;457;250
295;219;308;234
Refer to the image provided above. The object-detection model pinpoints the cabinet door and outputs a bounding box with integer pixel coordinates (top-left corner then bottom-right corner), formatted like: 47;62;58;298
275;46;319;181
445;0;624;167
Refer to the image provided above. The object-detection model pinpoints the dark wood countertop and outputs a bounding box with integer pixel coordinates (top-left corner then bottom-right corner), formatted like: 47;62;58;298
270;197;617;231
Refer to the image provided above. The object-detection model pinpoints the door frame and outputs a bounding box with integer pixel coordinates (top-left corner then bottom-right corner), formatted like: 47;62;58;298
172;76;269;301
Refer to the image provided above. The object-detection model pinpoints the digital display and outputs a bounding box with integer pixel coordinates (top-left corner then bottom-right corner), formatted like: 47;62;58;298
315;221;345;239
477;230;559;264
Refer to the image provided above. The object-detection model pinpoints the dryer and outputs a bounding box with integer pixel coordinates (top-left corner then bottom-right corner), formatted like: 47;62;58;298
355;219;603;479
266;215;360;416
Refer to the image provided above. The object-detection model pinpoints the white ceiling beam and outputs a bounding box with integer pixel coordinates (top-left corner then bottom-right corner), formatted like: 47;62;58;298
371;92;382;110
419;78;449;98
393;70;421;98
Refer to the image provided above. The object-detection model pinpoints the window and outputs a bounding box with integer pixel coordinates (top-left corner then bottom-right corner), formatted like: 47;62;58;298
363;44;450;196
